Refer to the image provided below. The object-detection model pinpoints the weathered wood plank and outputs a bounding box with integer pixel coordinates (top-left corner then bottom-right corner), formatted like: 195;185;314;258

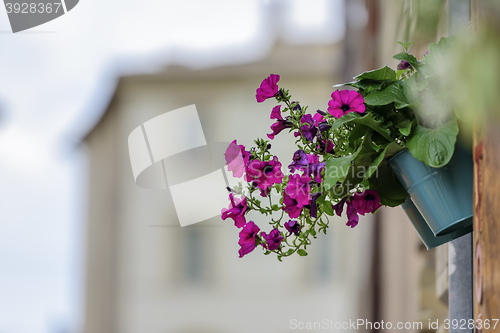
474;125;500;331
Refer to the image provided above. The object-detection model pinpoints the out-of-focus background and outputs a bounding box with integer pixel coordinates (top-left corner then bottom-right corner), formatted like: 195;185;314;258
0;0;499;332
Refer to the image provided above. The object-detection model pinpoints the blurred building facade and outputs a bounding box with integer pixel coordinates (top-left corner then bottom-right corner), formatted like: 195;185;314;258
82;41;384;333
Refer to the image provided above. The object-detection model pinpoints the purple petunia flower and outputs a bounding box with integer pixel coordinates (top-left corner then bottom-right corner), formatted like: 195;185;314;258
332;197;348;217
299;114;318;141
317;139;335;154
224;140;250;178
267;105;293;140
308;192;322;218
305;154;325;183
261;227;284;251
238;242;257;258
285;174;312;208
238;221;261;258
288;150;325;183
318;122;331;132
259;187;272;197
270;105;282;120
313;112;325;125
256;74;280;103
327;90;365;118
245;156;284;191
345;201;359;228
221;193;248;228
288;149;308;173
285;220;301;236
306;153;320;165
351;190;382;215
283;192;302;218
397;60;412;70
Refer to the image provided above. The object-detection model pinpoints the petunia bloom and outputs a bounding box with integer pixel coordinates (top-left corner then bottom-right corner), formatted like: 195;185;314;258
305;155;325;183
345;201;359;228
288;149;308;173
313;112;325;125
298;114;318;141
238;221;261;257
285;220;301;236
318;122;331;132
267;105;293;140
285;174;312;208
261;227;284;251
317;139;335;154
283;192;302;218
288;150;324;183
245;156;284;191
224;140;250;178
256;74;280;103
221;193;248;228
308;192;323;218
332;197;348;217
327;90;365;118
397;60;412;70
351;190;382;215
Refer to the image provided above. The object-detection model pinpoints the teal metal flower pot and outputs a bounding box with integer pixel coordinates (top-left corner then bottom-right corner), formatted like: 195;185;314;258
401;197;472;249
388;145;473;236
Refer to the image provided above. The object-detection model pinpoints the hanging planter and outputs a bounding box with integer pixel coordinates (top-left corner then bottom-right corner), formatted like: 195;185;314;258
221;38;471;260
388;145;473;236
401;197;471;249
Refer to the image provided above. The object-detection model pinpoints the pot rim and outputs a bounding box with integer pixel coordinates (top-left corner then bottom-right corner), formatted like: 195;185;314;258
387;148;409;166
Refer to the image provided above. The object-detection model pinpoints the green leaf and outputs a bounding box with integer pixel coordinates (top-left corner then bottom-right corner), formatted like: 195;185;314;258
297;249;308;256
355;66;397;81
366;146;388;179
398;120;413;136
348;124;368;148
331;112;359;130
333;81;356;88
364;82;409;109
393;52;420;70
341;136;377;191
323;201;334;216
316;194;334;216
397;41;415;52
354;113;393;141
401;74;426;104
368;164;408;207
406;119;459;167
332;112;394;142
420;37;456;78
389;112;413;136
337;80;386;93
324;154;357;190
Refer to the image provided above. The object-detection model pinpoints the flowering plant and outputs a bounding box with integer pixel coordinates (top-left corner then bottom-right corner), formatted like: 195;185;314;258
222;38;459;260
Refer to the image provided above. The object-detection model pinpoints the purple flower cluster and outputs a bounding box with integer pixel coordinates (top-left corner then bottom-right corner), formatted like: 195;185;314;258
221;74;382;259
331;190;382;228
288;150;325;183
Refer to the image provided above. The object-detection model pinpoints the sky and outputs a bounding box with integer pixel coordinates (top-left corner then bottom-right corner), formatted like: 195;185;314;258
0;1;344;332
